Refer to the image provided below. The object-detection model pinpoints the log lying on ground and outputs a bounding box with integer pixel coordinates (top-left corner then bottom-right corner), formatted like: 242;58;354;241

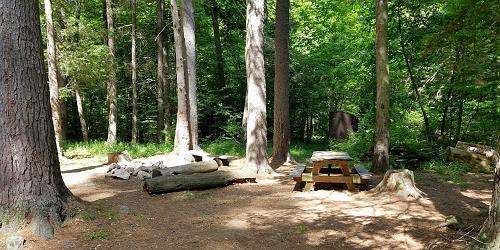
151;160;220;177
144;168;256;194
445;146;491;172
455;141;498;162
370;169;425;200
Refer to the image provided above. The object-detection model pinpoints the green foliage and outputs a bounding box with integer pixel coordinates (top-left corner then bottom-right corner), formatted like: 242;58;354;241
106;211;118;222
83;230;112;241
422;160;471;185
63;141;173;159
79;211;96;221
296;224;309;234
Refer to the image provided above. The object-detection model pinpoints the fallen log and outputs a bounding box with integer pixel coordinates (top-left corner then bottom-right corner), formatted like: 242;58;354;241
107;150;132;164
151;160;220;177
370;169;425;200
144;168;256;194
445;146;491;172
455;141;498;161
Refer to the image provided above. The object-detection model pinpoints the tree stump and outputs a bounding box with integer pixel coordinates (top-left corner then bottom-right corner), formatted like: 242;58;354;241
371;169;425;200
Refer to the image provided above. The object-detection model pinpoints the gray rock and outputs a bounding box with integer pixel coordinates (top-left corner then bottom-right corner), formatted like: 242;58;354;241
124;166;136;174
137;170;152;180
107;163;121;172
118;205;130;214
6;235;24;250
111;168;130;180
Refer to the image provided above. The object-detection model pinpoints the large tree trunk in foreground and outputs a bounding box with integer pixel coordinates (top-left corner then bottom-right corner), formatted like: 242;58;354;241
144;169;256;194
156;0;166;143
151;160;219;177
372;0;390;174
74;83;89;142
171;0;191;152
105;0;118;143
182;0;199;150
244;0;273;174
445;146;491;172
270;0;292;169
371;169;425;200
0;0;73;238
477;137;500;249
44;0;63;156
131;0;138;143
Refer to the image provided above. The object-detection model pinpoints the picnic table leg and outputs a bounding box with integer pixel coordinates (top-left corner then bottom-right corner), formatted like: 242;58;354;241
340;162;355;191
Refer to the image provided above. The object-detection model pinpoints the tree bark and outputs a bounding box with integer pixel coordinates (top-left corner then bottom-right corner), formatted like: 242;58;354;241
151;160;219;177
371;170;425;200
171;0;191;152
477;136;500;249
209;0;226;87
270;0;291;169
156;0;166;143
162;17;171;144
0;0;73;238
182;0;199;150
131;0;138;143
44;0;63;156
396;0;431;144
245;0;273;174
144;169;256;194
105;0;118;144
372;0;390;174
74;83;89;142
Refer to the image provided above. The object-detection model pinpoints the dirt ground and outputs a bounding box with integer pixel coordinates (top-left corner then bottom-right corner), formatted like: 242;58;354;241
13;157;493;249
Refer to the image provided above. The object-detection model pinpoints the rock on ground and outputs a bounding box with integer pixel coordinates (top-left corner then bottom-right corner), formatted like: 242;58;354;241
6;235;24;250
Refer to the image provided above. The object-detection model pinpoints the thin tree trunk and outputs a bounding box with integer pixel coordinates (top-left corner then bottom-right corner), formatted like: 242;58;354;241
105;0;118;143
373;0;390;173
0;0;73;238
245;0;273;174
171;0;191;152
182;0;199;150
131;0;138;143
440;45;461;142
162;20;171;143
209;0;225;87
156;0;166;143
270;0;291;168
75;0;81;42
74;83;89;142
44;0;63;156
396;0;431;144
455;98;464;141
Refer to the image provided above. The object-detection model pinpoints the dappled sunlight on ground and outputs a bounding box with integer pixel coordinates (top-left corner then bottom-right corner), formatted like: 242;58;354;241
22;157;493;249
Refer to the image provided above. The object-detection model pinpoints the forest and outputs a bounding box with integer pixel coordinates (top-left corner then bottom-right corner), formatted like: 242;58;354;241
0;0;498;249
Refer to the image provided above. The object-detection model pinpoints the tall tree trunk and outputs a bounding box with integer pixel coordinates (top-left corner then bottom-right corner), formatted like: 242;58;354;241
171;0;191;152
0;0;73;238
440;45;461;142
477;136;500;249
162;20;171;144
396;0;431;144
44;0;63;156
131;0;138;143
74;83;89;142
270;0;291;168
156;0;166;143
245;0;273;174
373;0;390;173
182;0;199;150
105;0;118;143
209;0;225;87
455;98;464;141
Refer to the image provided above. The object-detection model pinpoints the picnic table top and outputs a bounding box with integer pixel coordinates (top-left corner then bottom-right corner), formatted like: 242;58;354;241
311;151;352;161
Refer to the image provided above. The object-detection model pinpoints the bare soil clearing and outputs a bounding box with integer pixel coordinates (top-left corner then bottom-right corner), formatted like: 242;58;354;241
10;157;493;249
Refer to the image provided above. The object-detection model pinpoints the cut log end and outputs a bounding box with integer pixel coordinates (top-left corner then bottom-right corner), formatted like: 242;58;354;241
371;169;425;200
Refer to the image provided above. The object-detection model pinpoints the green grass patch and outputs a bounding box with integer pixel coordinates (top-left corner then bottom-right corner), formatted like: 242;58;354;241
63;141;173;159
79;211;96;221
182;191;210;200
106;211;118;222
83;230;112;240
296;224;309;234
422;160;471;186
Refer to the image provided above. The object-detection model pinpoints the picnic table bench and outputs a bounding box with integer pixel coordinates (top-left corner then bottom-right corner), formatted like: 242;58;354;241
291;151;371;192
